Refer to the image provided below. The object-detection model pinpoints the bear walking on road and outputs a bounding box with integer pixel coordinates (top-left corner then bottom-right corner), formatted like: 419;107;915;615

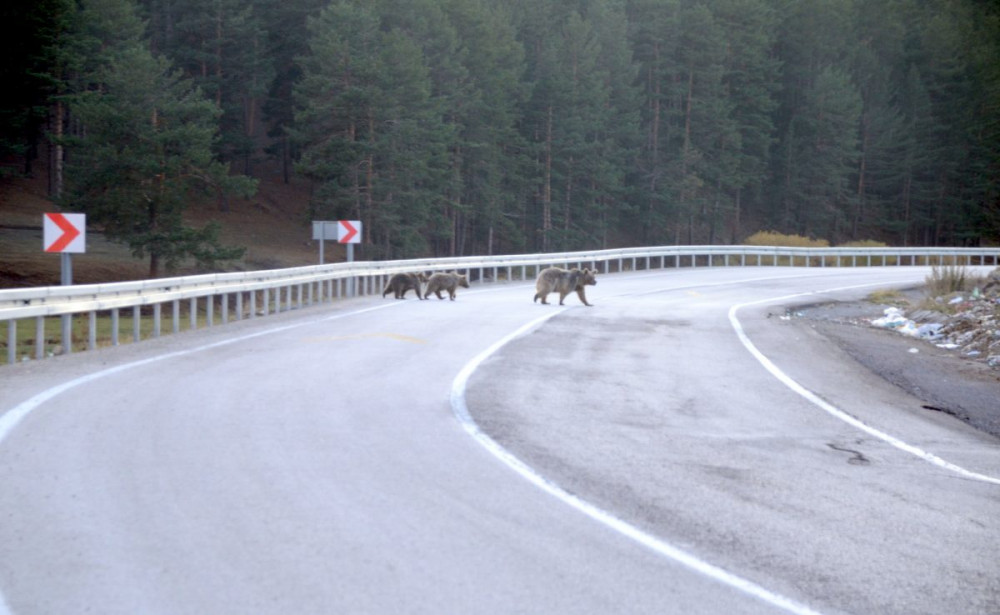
533;267;597;306
424;272;470;300
382;272;426;300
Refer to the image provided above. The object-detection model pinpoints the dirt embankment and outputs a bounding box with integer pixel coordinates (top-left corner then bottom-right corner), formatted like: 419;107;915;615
0;165;321;289
794;281;1000;440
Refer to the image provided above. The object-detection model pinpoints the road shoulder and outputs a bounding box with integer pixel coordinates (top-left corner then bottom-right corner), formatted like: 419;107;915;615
793;299;1000;440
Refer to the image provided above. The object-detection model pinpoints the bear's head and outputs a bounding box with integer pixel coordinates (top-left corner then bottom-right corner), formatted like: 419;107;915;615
580;268;597;286
458;274;470;288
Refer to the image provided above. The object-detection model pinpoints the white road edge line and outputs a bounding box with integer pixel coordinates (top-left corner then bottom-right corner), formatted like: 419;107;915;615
450;311;826;615
729;283;1000;486
0;302;400;615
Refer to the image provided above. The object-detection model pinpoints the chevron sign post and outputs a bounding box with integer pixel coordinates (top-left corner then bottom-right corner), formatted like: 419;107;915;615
338;221;361;282
43;212;86;286
337;220;361;244
43;212;86;353
313;220;362;266
43;213;86;254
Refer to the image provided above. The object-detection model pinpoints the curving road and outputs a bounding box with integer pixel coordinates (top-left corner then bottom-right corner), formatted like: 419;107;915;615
0;267;997;615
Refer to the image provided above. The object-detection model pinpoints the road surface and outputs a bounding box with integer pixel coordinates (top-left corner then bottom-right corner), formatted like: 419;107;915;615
1;267;997;614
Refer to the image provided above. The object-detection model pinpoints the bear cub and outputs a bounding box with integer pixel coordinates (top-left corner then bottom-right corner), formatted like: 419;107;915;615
382;272;426;300
424;272;470;300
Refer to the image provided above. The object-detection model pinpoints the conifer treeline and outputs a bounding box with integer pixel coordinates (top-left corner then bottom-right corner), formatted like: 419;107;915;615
4;0;999;260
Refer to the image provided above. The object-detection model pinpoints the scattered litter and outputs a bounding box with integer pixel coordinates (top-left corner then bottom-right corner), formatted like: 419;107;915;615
908;348;919;354
871;307;923;338
868;266;1000;369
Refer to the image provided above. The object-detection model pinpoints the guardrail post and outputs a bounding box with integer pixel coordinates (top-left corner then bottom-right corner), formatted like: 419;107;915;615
132;306;140;342
249;291;257;319
236;292;243;321
222;294;229;324
111;309;119;346
207;296;214;326
36;316;44;359
174;300;182;333
189;298;197;330
88;312;97;350
6;319;14;365
61;314;72;356
153;304;162;338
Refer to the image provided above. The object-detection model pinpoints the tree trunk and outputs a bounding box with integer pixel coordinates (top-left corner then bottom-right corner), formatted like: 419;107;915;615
646;49;661;243
901;172;911;247
682;68;694;244
854;120;869;239
730;186;741;244
50;100;64;199
542;105;553;252
564;156;573;234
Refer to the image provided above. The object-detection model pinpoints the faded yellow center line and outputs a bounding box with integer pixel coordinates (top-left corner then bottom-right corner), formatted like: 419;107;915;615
305;332;428;344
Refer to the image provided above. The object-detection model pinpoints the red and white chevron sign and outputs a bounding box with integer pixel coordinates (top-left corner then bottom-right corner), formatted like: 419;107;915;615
338;220;361;244
43;213;86;253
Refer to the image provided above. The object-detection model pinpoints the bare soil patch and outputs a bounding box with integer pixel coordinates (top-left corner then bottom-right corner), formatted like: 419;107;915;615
0;165;328;288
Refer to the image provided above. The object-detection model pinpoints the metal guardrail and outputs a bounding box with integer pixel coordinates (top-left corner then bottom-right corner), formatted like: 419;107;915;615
2;245;998;365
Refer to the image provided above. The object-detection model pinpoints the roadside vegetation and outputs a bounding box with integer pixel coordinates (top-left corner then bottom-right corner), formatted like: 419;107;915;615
2;0;998;275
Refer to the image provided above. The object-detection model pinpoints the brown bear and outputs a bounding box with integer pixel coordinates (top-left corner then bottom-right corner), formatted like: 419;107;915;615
424;272;470;300
533;266;597;306
382;272;426;300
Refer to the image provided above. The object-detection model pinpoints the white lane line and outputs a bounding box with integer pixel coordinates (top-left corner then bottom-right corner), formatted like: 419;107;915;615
450;311;826;615
0;301;400;615
729;283;1000;486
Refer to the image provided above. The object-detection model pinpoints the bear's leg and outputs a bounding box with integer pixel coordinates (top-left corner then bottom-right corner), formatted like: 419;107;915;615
576;288;591;306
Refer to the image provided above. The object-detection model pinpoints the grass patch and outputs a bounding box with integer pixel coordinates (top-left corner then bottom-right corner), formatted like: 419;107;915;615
866;288;908;306
925;265;982;296
918;265;987;313
1;299;248;363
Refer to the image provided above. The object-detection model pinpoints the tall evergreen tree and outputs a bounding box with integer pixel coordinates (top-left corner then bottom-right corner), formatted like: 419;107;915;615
628;0;682;245
60;0;255;277
141;0;274;178
713;0;780;243
293;0;448;259
438;0;528;256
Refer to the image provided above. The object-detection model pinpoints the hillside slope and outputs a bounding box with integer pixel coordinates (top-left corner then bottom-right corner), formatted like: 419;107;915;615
0;166;330;289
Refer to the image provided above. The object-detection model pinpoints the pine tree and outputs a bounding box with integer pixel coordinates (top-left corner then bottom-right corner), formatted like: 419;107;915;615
436;0;528;256
60;0;255;277
293;0;448;259
141;0;274;178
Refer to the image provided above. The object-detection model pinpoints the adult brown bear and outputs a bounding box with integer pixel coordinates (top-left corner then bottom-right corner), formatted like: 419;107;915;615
533;267;597;306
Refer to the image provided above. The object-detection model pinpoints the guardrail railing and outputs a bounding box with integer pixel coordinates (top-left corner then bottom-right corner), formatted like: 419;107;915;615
2;245;998;365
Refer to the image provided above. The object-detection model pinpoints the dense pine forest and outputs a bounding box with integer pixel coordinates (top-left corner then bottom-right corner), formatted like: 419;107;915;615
2;0;998;270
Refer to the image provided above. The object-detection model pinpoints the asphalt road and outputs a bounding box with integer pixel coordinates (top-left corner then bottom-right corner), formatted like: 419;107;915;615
1;267;997;615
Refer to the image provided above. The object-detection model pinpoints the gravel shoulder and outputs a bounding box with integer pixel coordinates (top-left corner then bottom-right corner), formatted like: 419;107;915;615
793;294;1000;440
